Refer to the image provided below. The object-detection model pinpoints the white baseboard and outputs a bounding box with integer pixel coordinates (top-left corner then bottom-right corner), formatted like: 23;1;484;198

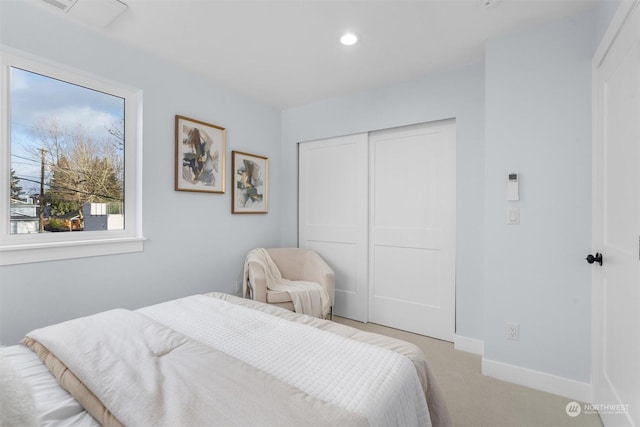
453;334;484;356
482;358;593;403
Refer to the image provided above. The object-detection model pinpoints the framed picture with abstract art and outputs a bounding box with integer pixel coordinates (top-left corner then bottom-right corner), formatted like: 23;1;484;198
232;151;268;214
175;115;226;193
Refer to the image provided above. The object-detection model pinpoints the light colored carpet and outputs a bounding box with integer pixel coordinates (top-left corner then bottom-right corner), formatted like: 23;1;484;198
333;317;603;427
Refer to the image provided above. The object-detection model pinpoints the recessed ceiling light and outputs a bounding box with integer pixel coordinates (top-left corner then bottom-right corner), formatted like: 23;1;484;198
340;33;358;46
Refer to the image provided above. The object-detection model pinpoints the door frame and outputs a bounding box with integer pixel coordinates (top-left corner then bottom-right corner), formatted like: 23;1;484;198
591;0;639;422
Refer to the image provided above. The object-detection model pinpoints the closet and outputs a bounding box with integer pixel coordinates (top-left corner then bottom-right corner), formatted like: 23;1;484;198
299;120;456;340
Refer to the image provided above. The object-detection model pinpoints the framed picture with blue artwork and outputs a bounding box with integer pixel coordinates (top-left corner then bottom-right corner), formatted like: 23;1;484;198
175;115;226;193
232;151;268;214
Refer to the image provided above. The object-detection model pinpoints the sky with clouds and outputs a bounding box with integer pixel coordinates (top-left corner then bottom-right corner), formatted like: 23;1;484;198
10;66;124;196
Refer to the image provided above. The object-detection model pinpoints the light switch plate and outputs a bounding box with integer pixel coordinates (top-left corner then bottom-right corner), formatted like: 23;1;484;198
507;207;520;225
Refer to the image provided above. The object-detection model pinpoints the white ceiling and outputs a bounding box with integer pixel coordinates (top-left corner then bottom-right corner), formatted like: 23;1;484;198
37;0;599;110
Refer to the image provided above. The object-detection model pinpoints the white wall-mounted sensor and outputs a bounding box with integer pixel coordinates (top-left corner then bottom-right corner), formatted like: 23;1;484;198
507;173;519;201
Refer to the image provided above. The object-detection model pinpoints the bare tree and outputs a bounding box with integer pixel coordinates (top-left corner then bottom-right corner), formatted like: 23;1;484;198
31;117;71;166
107;118;124;151
31;119;124;216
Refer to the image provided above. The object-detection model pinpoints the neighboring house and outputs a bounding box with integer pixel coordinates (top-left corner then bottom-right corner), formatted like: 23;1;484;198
83;202;124;231
10;198;38;234
10;201;122;233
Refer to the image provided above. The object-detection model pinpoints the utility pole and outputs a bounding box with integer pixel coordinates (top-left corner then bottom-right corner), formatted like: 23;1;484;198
39;148;46;233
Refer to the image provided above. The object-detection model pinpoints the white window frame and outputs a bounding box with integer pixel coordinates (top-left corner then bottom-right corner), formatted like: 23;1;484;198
0;48;144;266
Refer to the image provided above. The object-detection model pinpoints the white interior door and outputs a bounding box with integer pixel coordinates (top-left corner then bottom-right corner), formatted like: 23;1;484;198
592;2;640;426
298;134;369;321
368;121;456;341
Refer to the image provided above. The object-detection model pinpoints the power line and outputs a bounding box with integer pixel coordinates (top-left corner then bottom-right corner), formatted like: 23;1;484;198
10;153;40;164
11;153;123;177
15;176;123;201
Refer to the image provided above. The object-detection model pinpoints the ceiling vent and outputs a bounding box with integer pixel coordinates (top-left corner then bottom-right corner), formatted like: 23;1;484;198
41;0;76;11
39;0;128;27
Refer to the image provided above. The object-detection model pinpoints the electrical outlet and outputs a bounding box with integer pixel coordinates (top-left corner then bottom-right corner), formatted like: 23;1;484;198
507;322;520;341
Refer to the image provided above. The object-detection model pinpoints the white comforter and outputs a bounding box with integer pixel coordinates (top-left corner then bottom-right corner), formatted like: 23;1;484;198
23;294;432;426
27;307;368;427
139;294;431;427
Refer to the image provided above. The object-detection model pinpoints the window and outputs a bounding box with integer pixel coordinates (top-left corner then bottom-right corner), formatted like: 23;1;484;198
1;50;143;265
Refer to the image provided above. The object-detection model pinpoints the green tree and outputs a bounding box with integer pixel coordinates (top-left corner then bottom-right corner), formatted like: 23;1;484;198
48;155;79;216
10;168;24;200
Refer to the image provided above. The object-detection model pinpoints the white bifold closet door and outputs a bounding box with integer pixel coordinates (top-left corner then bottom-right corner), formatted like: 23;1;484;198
299;120;455;340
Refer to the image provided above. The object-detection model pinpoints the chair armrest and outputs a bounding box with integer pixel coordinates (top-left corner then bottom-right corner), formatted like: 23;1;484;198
321;269;336;307
303;252;336;306
248;262;268;303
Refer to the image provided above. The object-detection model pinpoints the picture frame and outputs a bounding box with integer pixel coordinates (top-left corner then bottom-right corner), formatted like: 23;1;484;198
232;151;269;214
175;115;226;193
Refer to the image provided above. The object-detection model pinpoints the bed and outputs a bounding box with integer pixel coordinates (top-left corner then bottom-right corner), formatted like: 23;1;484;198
0;292;452;427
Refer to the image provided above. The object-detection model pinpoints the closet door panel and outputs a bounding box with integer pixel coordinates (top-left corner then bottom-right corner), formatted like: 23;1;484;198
299;133;368;321
369;120;456;341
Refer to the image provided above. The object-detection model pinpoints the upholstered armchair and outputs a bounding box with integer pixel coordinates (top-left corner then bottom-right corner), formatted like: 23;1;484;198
246;248;335;316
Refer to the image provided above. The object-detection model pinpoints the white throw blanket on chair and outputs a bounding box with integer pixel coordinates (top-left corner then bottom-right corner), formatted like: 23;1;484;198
243;248;330;318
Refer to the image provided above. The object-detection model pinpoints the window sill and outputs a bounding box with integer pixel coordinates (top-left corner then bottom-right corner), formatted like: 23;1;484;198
0;237;145;266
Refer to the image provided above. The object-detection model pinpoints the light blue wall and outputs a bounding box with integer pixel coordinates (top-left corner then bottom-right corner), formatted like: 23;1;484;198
281;64;487;341
483;12;595;382
595;0;623;42
0;1;281;344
